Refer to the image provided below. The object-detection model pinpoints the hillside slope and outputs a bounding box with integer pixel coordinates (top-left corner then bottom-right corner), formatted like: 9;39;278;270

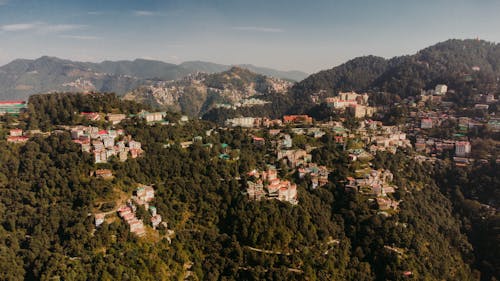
0;57;307;100
291;39;500;108
123;67;292;117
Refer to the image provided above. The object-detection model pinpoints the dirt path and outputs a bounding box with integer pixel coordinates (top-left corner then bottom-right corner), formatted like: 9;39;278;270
244;246;292;256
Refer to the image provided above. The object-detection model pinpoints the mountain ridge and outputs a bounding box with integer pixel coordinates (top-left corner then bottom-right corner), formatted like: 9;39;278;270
123;66;293;117
286;39;500;114
0;56;308;101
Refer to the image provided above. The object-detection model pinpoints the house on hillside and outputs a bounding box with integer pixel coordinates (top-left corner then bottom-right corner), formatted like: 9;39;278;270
95;169;113;179
106;113;127;124
283;115;313;125
94;213;105;227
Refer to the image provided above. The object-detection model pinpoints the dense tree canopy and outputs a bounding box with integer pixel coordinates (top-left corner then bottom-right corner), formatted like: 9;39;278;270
0;92;497;280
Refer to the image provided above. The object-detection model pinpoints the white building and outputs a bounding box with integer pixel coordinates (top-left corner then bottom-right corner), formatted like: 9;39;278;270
225;117;256;128
95;213;105;227
455;141;471;157
141;112;166;123
434;84;448;95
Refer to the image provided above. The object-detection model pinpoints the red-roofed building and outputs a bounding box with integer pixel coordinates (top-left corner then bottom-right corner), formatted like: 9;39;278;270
283;115;313;124
7;136;29;143
403;271;413;277
253;136;265;145
0;100;25;105
95;169;113;179
80;112;101;121
9;128;23;137
0;100;27;114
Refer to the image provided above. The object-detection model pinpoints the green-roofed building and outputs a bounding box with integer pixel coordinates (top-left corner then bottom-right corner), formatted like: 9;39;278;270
0;100;27;115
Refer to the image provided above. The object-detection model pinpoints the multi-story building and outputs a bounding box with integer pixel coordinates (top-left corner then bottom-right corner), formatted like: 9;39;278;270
455;141;471;157
421;118;433;129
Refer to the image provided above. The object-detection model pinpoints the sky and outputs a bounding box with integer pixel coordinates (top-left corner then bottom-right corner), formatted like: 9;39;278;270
0;0;499;73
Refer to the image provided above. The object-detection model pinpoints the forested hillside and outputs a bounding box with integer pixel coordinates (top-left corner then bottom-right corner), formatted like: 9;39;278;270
201;39;500;121
26;92;149;130
286;39;500;113
0;93;489;280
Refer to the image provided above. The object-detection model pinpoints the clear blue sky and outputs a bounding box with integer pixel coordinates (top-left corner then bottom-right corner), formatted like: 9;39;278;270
0;0;499;73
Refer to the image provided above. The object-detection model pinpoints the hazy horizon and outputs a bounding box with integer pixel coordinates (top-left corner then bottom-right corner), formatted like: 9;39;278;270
1;0;499;73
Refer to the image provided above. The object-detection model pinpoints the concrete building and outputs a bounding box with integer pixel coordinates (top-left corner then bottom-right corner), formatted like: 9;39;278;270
140;111;166;123
283;115;313;124
9;129;23;137
348;104;376;118
225;117;256;128
106;113;127;124
0;100;27;114
455;141;471;157
421;118;433;129
434;84;448;95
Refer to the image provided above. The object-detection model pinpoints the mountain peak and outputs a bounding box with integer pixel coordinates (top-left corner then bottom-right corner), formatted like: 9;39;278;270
227;65;254;74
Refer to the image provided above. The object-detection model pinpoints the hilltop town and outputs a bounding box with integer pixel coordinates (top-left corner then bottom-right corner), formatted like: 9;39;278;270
3;83;497;239
0;39;498;280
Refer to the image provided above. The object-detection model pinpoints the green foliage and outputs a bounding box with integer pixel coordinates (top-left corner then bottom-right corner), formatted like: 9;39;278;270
434;161;500;280
282;39;500;115
0;93;493;280
27;92;148;130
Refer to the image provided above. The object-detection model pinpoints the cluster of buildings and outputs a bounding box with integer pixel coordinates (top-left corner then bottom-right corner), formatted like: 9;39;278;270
69;126;143;163
324;91;376;118
415;138;471;157
405;84;499;165
417;84;451;106
62;78;96;92
364;122;412;154
96;185;163;237
5;128;50;144
246;165;298;205
297;163;329;189
117;203;146;236
404;85;491;163
419;83;497;110
273;134;329;189
225;114;315;128
346;169;400;212
321;120;411;156
77;111;166;124
105;110;167;125
216;98;270;109
225;116;283;128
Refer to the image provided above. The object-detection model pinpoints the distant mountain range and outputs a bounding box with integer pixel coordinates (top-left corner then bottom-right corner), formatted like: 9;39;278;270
1;39;498;116
123;66;293;116
0;56;308;100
